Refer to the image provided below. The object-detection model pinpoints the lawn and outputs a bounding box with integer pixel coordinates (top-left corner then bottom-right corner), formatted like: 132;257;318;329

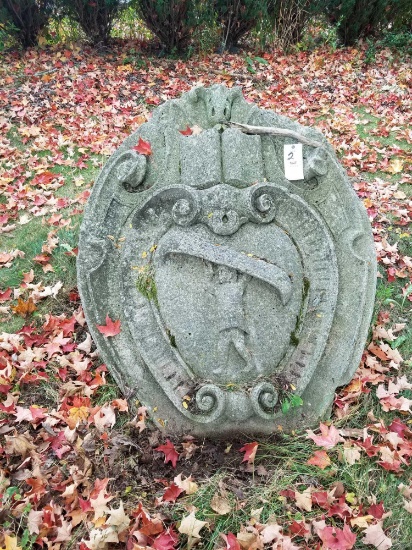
0;42;411;549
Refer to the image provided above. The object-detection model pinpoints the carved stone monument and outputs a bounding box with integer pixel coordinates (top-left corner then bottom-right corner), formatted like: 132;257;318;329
77;85;376;436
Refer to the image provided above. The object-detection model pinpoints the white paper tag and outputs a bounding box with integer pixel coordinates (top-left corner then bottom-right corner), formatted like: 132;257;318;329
284;143;304;180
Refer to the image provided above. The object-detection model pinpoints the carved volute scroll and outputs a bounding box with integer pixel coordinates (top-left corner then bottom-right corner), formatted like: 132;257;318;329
78;84;376;436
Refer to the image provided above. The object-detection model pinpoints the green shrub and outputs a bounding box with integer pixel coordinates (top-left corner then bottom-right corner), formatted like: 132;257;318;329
190;1;220;54
45;15;83;45
58;0;124;45
322;0;388;46
134;0;202;54
1;0;53;48
0;5;17;50
112;4;152;40
387;0;412;32
214;0;268;51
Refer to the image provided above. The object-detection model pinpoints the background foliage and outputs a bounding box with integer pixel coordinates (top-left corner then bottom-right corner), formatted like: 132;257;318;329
0;0;411;53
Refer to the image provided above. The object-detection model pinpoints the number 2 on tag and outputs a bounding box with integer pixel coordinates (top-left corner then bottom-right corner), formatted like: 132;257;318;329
284;143;304;181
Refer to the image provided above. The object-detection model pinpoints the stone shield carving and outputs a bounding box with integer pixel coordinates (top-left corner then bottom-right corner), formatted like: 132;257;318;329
77;85;376;436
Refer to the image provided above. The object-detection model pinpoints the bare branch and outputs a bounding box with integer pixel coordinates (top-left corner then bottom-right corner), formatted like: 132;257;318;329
222;121;324;148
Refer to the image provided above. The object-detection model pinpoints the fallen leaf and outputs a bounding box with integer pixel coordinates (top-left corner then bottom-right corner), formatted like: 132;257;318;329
106;501;130;531
306;423;344;449
12;297;37;317
179;126;193;136
318;524;356;550
211;492;232;515
362;522;392;549
155;439;179;468
350;515;374;529
96;314;121;337
0;535;22;550
239;441;258;463
178;511;207;539
153;527;179;550
0;288;12;302
295;488;312;511
307;449;331;469
221;532;241;550
343;446;361;465
133;136;152;155
261;523;282;543
386;158;403;174
174;473;198;495
163;482;183;503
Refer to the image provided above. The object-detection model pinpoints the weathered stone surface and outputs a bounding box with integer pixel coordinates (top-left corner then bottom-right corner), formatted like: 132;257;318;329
77;84;376;436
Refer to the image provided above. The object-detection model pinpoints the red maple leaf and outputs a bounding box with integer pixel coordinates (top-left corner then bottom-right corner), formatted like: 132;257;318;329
163;482;183;503
32;171;59;186
312;490;332;508
222;532;241;550
289;520;310;539
152;527;179;550
96;314;121;337
179;126;193;136
0;288;12;302
355;437;380;457
155;439;179;468
133;136;152;155
327;496;352;519
239;441;258;463
367;501;385;519
318;524;356;550
388;418;407;437
378;459;403;472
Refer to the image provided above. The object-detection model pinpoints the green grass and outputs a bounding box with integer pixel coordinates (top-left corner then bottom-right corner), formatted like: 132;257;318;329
170;430;412;549
0;215;82;333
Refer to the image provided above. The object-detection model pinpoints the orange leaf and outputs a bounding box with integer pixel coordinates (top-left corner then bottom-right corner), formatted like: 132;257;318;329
133;137;152;155
12;297;37;317
96;314;121;337
307;450;331;469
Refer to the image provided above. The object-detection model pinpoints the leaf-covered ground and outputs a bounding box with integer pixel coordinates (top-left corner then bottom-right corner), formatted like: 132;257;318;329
0;43;411;550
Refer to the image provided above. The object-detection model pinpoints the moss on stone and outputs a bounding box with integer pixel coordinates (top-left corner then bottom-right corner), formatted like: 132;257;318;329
136;264;158;305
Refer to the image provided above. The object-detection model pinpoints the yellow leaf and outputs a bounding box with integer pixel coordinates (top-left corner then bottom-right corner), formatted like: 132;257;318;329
387;158;403;174
1;535;22;550
68;406;89;426
345;492;357;504
350;515;374;529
